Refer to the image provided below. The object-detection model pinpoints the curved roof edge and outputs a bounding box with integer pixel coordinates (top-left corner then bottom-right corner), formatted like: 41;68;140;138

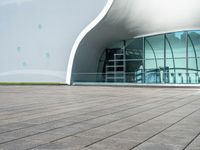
66;0;114;84
66;0;200;85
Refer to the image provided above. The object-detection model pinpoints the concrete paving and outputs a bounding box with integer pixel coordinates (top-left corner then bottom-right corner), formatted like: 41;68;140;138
0;86;199;150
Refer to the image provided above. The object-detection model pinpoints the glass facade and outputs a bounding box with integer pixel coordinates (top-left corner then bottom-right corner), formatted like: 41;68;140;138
100;30;200;84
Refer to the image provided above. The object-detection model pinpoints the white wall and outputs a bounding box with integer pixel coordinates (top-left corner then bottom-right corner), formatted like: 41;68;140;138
0;0;107;82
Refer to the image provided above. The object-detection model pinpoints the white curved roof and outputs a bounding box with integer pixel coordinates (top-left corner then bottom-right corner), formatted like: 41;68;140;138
67;0;200;84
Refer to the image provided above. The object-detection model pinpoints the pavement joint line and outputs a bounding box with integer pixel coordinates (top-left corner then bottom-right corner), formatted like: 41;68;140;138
4;93;160;112
26;95;199;150
0;97;122;121
0;97;125;115
82;97;200;149
0;92;155;120
0;92;128;113
0;95;159;134
0;101;77;116
0;97;140;123
3;93;189;123
0;94;177;134
0;89;186;112
128;108;200;150
183;129;200;150
0;94;187;148
0;94;160;125
0;97;83;111
0;102;43;112
0;94;175;140
0;99;154;134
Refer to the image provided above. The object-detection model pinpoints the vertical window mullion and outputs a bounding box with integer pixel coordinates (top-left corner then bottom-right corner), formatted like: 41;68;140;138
143;37;146;83
186;31;189;84
164;34;167;83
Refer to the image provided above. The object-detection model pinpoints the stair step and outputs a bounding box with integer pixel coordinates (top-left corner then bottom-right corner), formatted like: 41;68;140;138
106;71;124;73
114;53;124;55
108;59;125;62
106;65;125;68
106;77;125;79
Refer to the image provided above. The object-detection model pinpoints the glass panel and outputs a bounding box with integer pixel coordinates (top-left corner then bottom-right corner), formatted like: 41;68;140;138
145;35;164;83
188;38;196;70
126;60;143;83
166;38;176;83
99;30;200;84
166;32;187;83
188;31;200;83
126;38;144;83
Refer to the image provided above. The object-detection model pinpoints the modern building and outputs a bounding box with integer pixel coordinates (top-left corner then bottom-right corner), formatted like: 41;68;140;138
1;0;200;85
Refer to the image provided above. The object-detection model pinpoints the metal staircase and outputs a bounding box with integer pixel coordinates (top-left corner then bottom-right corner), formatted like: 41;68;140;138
105;50;126;83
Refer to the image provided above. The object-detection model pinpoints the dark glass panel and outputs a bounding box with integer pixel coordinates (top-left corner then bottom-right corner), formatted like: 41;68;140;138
125;38;143;83
166;32;187;83
145;35;164;83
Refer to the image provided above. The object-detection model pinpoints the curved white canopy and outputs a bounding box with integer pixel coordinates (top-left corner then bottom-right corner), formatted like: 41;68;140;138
66;0;200;84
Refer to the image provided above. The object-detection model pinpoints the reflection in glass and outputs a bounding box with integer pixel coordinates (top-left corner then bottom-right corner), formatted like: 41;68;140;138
96;30;200;84
126;38;143;83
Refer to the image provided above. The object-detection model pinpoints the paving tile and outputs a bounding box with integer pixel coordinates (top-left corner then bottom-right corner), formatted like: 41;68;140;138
0;127;11;133
32;143;80;150
185;135;200;150
52;135;102;149
136;142;182;150
0;139;45;150
85;138;140;150
148;133;192;147
112;130;155;142
0;86;200;150
77;128;116;139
